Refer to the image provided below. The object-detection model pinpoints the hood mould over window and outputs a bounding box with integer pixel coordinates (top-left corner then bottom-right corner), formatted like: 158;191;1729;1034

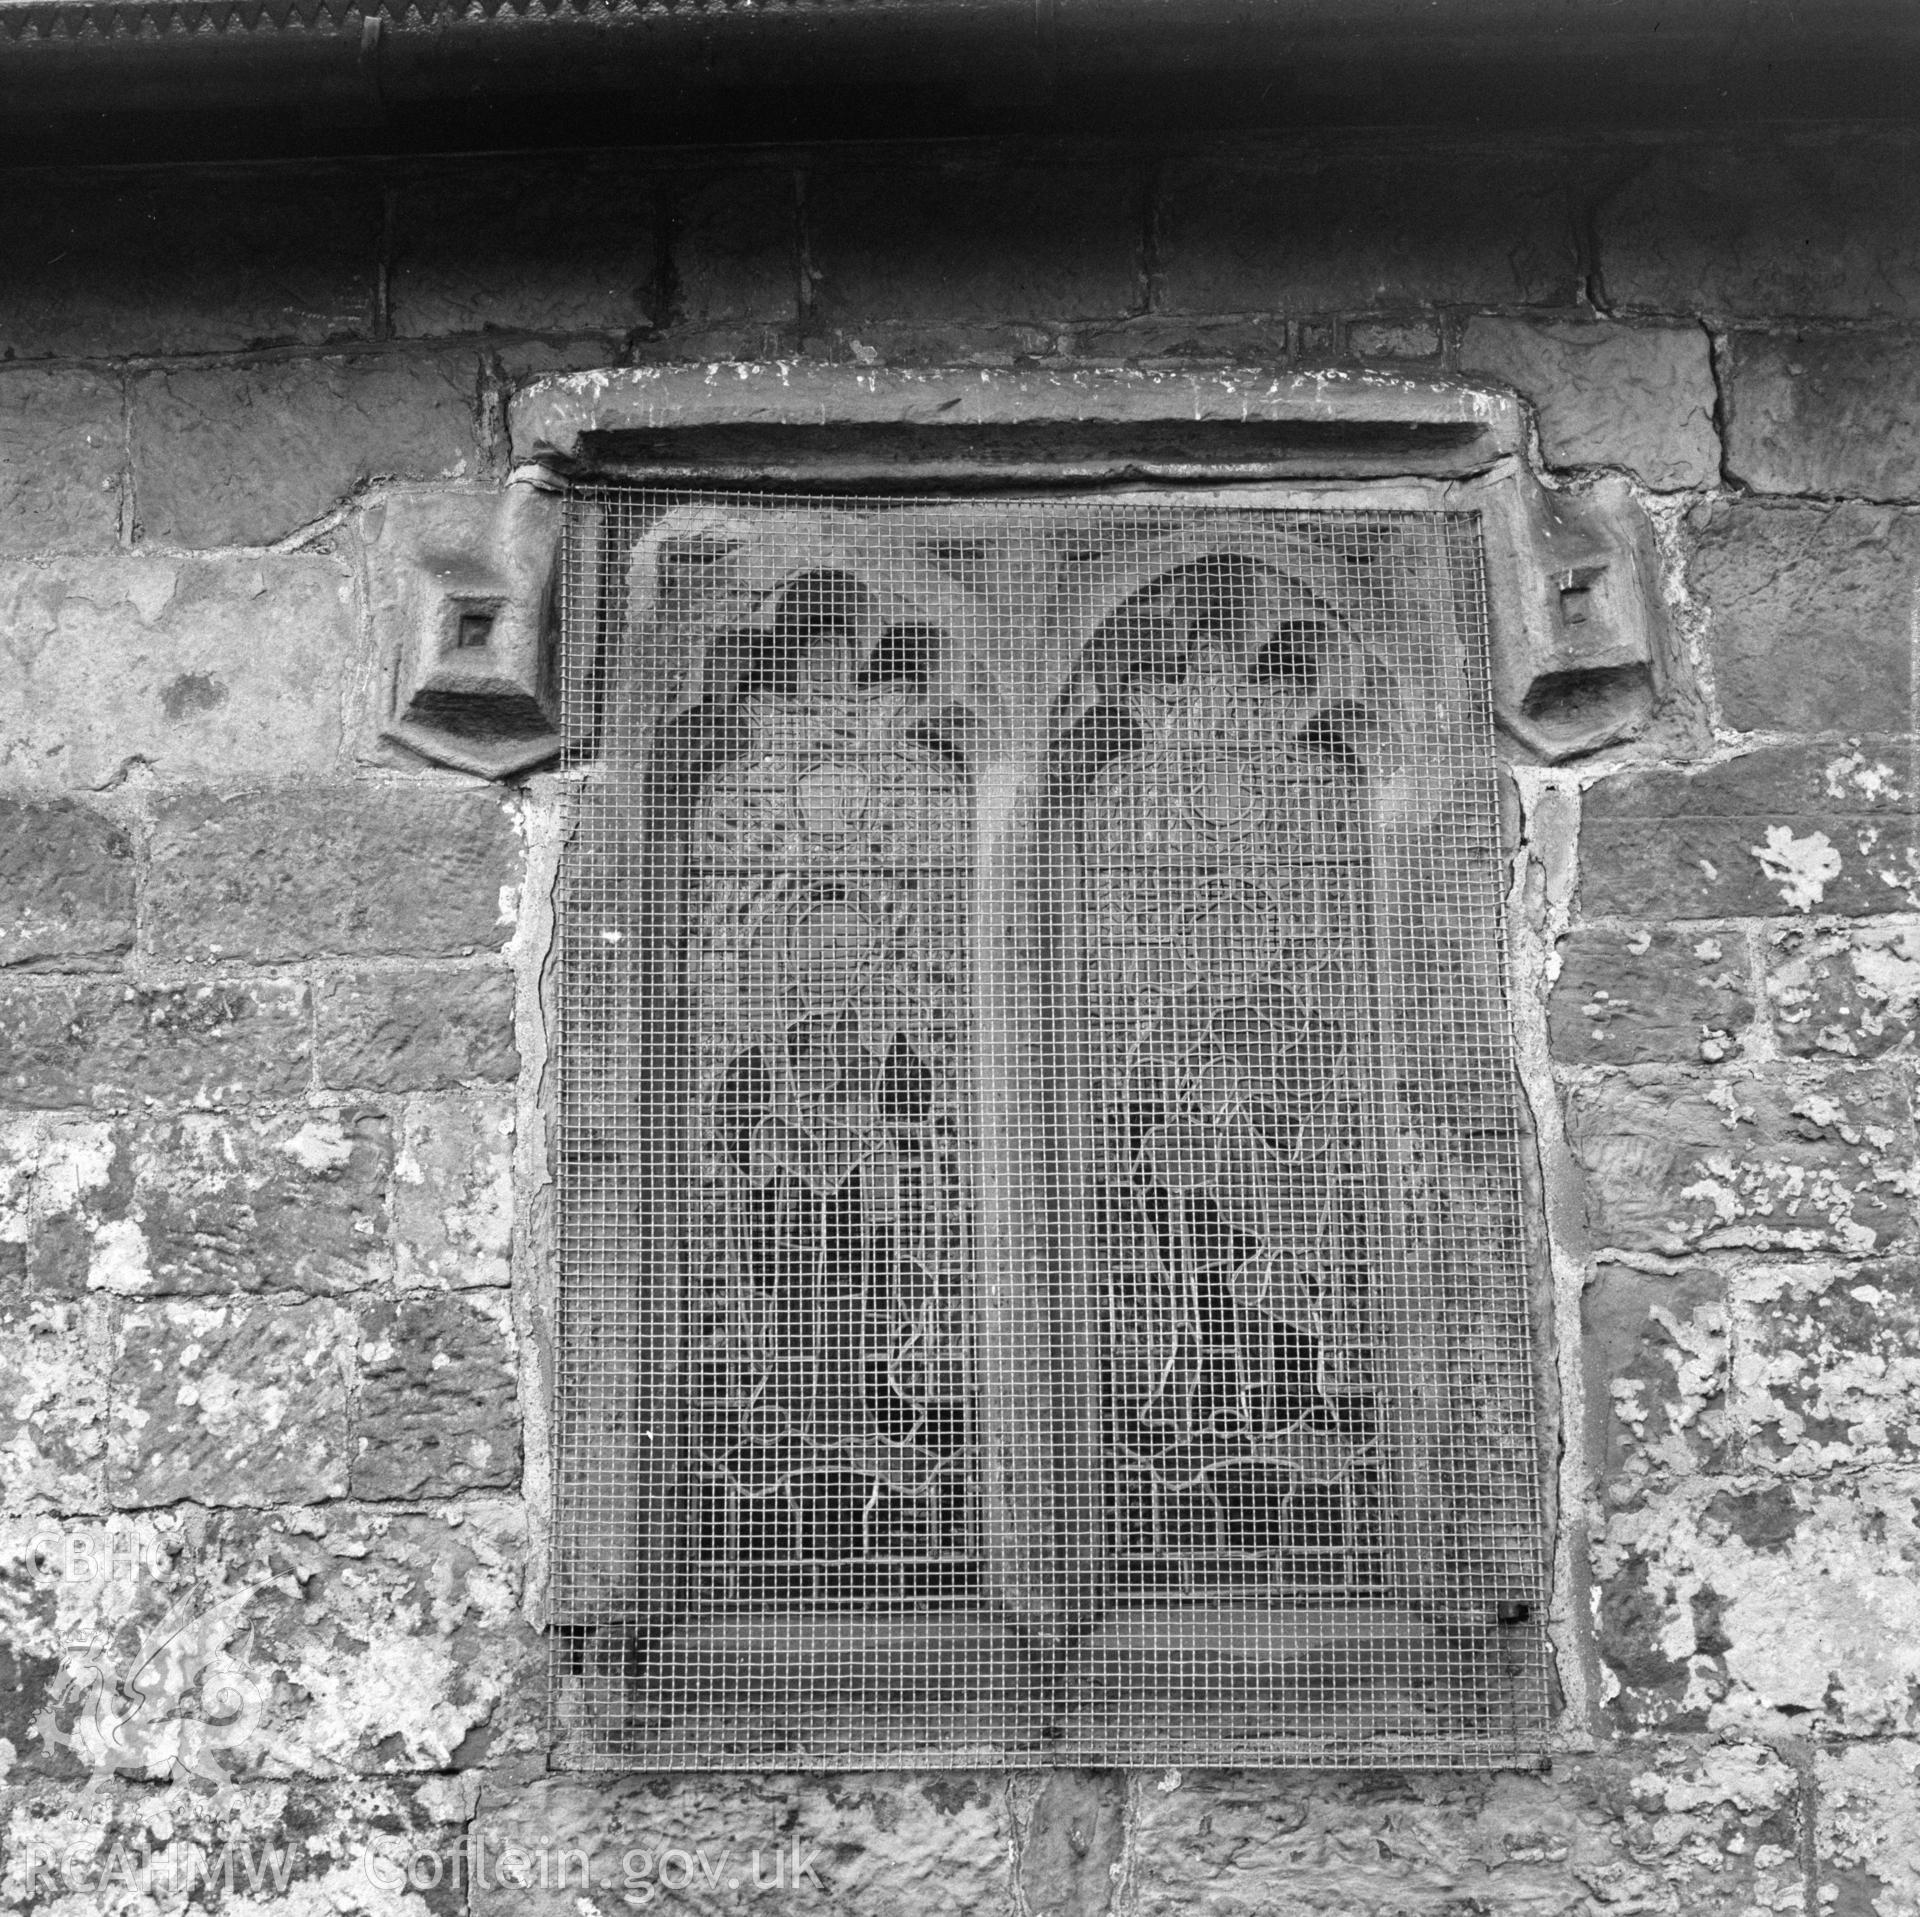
373;365;1667;777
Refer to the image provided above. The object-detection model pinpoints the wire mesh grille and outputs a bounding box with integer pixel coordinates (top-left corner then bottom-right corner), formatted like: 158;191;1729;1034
551;487;1547;1770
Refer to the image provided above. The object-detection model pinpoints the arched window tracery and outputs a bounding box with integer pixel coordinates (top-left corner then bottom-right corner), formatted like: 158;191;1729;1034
1077;557;1392;1598
685;568;975;1606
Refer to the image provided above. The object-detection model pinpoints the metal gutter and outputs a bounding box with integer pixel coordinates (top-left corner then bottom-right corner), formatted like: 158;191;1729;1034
0;0;1915;157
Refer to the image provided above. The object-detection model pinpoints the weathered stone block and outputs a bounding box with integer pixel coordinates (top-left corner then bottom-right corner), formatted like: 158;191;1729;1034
1127;1748;1803;1916
246;1500;539;1773
1458;316;1718;489
0;554;356;791
1346;317;1440;360
483;335;627;401
0;1777;475;1910
0;1514;167;1784
1567;1065;1912;1259
626;327;801;373
392;156;657;339
668;168;799;347
0;170;378;360
1816;1740;1920;1917
1564;1744;1804;1915
0;1292;107;1510
469;1772;1009;1917
315;968;517;1094
5;1499;537;1782
1732;1258;1920;1475
1302;321;1346;361
108;1298;353;1507
0;981;311;1113
1060;314;1294;364
806;162;1142;324
1596;1469;1920;1734
1017;1771;1124;1917
0;1115;126;1301
7;1109;387;1301
0;368;124;557
1156;146;1578;313
1579;743;1920;921
1725;330;1920;499
1548;925;1753;1064
353;1292;520;1499
147;783;520;964
111;1107;393;1299
1584;1264;1731;1498
812;321;1059;368
1766;921;1920;1058
393;1091;514;1290
130;354;479;549
1687;499;1919;735
1598;137;1920;320
0;802;134;969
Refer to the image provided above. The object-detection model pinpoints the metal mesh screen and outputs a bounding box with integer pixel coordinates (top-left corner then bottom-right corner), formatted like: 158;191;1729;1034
551;487;1546;1770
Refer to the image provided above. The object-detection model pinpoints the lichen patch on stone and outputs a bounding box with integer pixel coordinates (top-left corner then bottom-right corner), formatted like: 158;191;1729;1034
1752;823;1843;909
1598;1472;1920;1734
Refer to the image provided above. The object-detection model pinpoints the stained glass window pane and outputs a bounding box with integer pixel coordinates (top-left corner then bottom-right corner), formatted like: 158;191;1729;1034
551;491;1547;1772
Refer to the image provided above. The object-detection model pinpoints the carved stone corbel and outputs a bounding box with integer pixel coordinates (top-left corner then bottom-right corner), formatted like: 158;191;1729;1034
1468;466;1668;763
373;479;564;778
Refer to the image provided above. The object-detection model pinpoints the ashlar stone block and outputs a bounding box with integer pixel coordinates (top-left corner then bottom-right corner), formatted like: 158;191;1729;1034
1817;1740;1920;1917
1567;1065;1912;1260
0;1292;108;1511
147;782;521;962
1155;146;1578;313
1599;137;1920;321
0;801;134;970
1725;329;1920;499
112;1107;394;1299
1126;1749;1803;1917
391;155;657;340
315;967;518;1094
131;354;480;548
1596;1469;1920;1735
0;368;125;556
1584;1264;1732;1500
107;1298;354;1508
1548;925;1753;1065
0;980;312;1113
353;1291;521;1499
1732;1258;1920;1475
1687;498;1919;735
1766;920;1920;1059
469;1772;1009;1917
392;1091;514;1290
1579;742;1920;921
0;555;356;791
4;1500;538;1781
1459;316;1719;490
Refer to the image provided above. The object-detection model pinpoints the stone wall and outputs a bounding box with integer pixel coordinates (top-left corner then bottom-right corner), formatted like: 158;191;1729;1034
2;128;1918;1913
